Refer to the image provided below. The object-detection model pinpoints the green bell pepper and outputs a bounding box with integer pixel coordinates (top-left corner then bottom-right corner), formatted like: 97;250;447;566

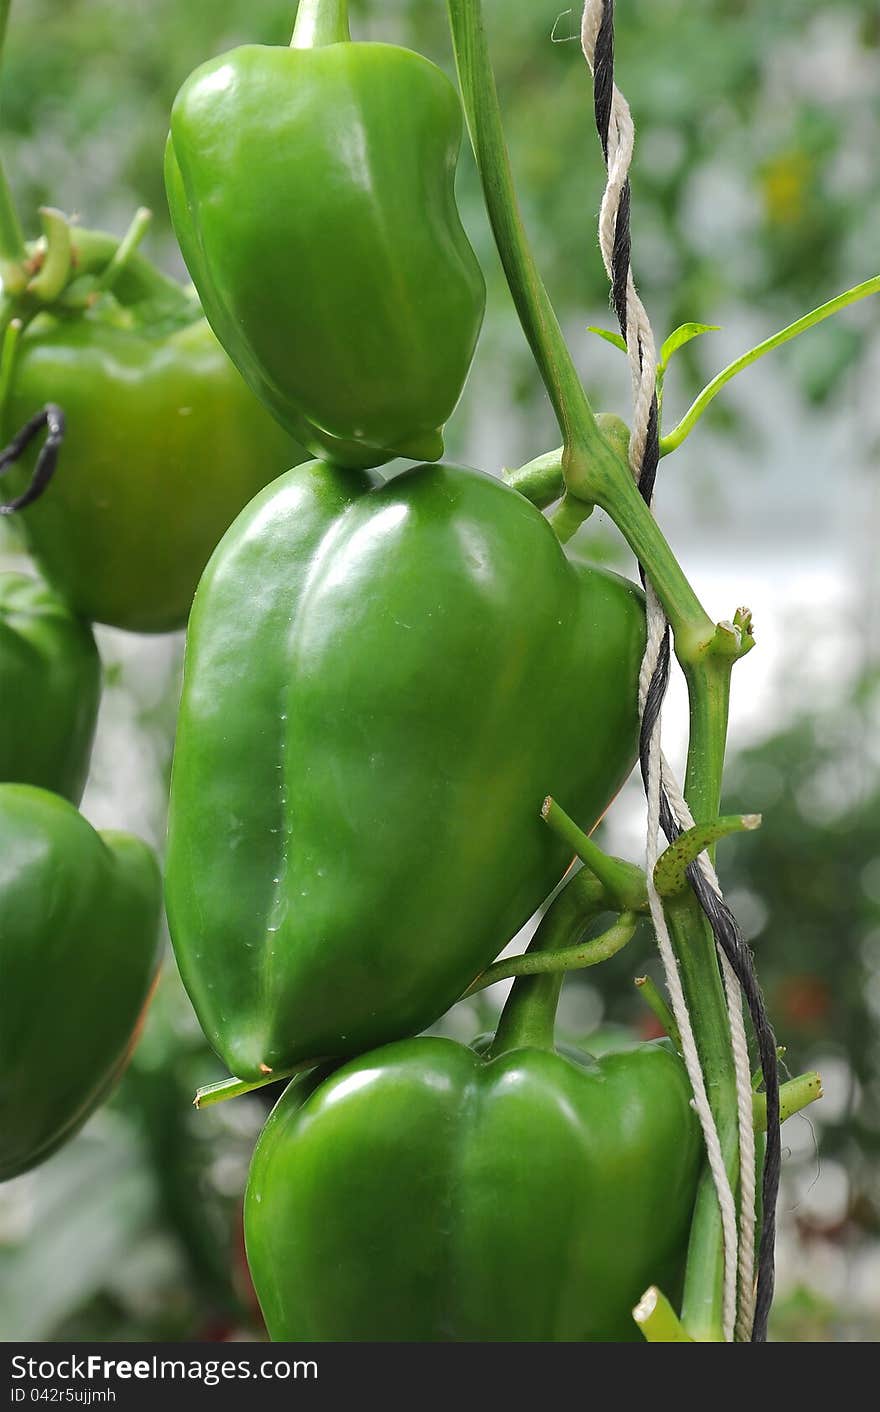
0;785;162;1181
164;0;485;469
244;927;702;1341
165;459;645;1081
2;304;303;633
0;570;100;803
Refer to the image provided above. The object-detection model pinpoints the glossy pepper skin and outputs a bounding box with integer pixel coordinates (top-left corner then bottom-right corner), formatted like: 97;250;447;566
3;309;302;633
165;459;646;1081
0;571;100;803
0;785;162;1181
245;1022;701;1341
164;1;485;470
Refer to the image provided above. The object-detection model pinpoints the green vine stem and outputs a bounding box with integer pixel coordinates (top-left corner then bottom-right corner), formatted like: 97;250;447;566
446;0;607;469
661;275;880;454
755;1071;821;1131
447;0;752;1341
541;796;648;913
445;2;729;661
463;910;636;998
194;1056;322;1109
291;0;351;49
673;650;742;1341
653;813;761;898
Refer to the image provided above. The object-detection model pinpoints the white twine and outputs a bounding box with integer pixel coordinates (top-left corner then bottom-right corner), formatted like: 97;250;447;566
580;1;756;1342
662;770;758;1340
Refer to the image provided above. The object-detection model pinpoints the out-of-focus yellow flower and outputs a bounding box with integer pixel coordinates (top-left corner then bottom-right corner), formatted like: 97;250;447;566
761;151;812;225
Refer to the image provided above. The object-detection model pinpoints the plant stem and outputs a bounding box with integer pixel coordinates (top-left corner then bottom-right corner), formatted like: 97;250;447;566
633;1286;695;1342
449;0;750;1340
541;796;648;913
447;0;723;660
194;1057;320;1108
488;870;607;1057
94;206;152;294
503;447;564;507
653;813;761;899
592;463;715;660
26;207;71;302
661;275;880;454
754;1071;821;1131
291;0;350;48
674;654;741;1341
634;975;682;1049
548;493;594;543
667;894;738;1342
447;0;607;468
464;911;636;998
69;226;196;324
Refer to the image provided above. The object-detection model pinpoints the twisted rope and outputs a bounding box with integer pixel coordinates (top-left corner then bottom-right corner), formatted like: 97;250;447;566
580;0;776;1341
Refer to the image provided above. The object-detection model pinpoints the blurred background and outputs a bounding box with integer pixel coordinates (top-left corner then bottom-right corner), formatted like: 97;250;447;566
0;0;878;1342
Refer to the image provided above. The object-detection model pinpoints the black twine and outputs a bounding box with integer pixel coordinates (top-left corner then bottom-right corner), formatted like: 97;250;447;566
592;1;779;1342
0;405;65;514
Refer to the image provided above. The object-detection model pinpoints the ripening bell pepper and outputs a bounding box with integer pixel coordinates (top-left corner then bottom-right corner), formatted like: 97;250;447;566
2;237;303;633
165;459;645;1081
0;571;100;803
244;949;702;1342
164;0;485;469
0;785;162;1181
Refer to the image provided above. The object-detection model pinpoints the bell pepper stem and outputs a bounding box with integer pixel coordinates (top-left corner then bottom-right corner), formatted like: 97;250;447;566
487;869;608;1057
68;226;197;324
94;206;153;294
291;0;351;49
548;493;594;544
502;447;564;508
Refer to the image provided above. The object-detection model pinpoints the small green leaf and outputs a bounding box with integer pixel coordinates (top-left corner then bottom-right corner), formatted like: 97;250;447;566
587;325;627;353
659;322;720;371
